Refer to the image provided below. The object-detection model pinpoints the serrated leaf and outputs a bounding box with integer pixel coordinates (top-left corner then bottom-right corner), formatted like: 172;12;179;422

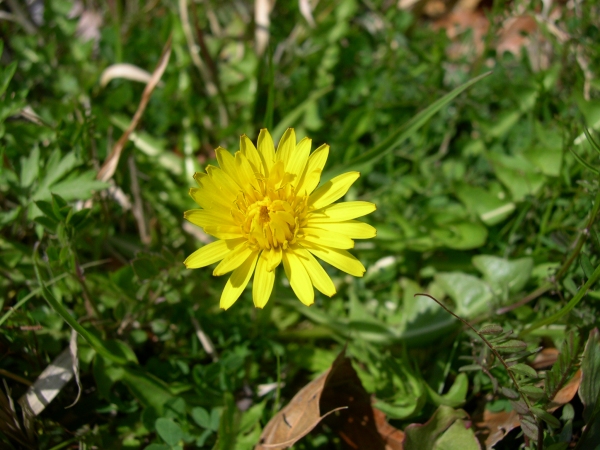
509;363;538;379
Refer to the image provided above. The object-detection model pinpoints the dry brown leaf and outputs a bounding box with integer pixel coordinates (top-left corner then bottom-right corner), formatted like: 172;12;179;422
531;348;559;369
96;36;172;183
475;409;520;450
496;15;537;56
256;349;388;449
548;369;582;412
374;407;405;450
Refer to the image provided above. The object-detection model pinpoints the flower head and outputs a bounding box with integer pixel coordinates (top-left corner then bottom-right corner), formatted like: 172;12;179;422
184;128;376;309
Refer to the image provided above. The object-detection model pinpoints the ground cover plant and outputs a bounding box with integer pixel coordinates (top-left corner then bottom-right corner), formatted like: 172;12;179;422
1;0;600;449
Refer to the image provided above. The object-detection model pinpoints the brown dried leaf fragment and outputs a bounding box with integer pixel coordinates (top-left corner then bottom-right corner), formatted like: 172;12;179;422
255;348;388;449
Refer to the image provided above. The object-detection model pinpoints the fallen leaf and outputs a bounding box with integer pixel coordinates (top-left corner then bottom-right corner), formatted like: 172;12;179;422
531;348;559;369
474;409;520;450
548;369;581;412
374;407;405;450
18;347;75;416
255;349;387;449
496;15;537;56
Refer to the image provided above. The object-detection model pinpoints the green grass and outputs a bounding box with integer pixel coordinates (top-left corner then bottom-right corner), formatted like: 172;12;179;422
1;1;600;449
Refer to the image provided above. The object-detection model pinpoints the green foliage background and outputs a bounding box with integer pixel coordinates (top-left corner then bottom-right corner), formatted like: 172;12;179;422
1;0;600;449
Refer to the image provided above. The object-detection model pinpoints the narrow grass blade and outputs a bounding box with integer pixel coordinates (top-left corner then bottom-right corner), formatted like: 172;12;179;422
323;71;492;180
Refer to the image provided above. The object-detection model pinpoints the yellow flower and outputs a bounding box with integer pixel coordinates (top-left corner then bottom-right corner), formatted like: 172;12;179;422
184;128;376;309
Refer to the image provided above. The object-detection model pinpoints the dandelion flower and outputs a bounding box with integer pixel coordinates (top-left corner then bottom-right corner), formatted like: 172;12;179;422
184;128;376;309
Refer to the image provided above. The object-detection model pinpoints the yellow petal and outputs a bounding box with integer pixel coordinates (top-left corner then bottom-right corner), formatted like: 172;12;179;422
220;251;259;310
308;201;376;221
275;128;295;166
184;238;244;269
203;225;244;239
257;129;275;169
296;144;329;195
206;165;240;199
215;148;238;180
308;171;360;210
184;209;236;228
240;134;265;176
292;245;336;297
308;221;376;239
213;242;253;276
303;243;366;277
282;249;314;306
252;251;276;308
286;137;311;186
301;227;354;249
266;246;283;271
234;152;261;194
193;171;207;186
190;179;235;211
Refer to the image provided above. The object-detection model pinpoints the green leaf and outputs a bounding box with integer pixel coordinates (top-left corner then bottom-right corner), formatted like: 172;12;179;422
479;324;503;335
121;366;174;417
434;272;493;318
192;407;212;429
432;418;481;450
430;221;488;250
580;254;595;280
490;153;546;201
272;86;333;139
324;72;492;180
33;150;78;199
520;385;545;400
455;184;515;226
583;127;600;156
50;171;108;201
524;143;563;177
495;340;528;353
403;405;478;450
0;61;17;97
570;148;599;174
472;255;533;295
35;200;59;221
509;363;538;379
20;146;40;188
33;252;129;365
155;418;183;446
531;406;561;428
580;328;600;423
427;373;468;408
500;387;520;399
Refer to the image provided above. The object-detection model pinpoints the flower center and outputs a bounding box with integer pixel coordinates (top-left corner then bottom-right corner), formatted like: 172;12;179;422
232;182;308;251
